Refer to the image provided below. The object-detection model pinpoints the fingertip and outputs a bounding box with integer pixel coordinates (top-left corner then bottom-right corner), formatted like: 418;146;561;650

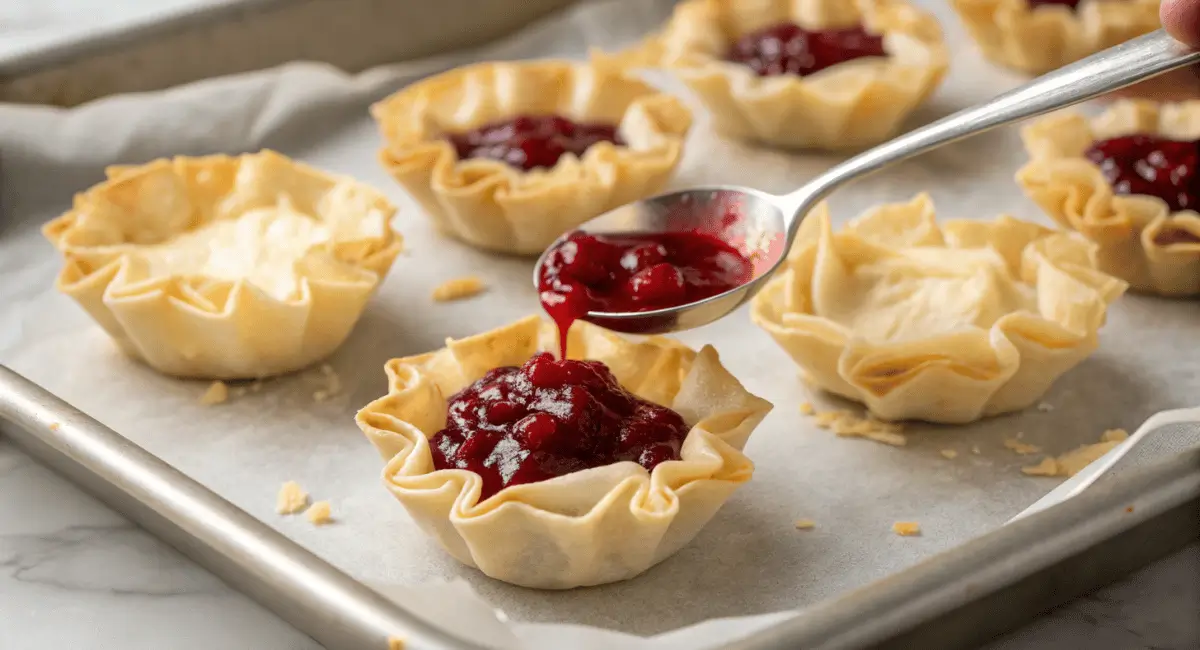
1162;0;1200;48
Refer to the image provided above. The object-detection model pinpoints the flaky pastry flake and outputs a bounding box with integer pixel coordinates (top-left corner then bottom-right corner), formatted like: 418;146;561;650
306;501;333;526
1017;100;1200;297
621;0;947;150
430;276;486;302
1023;427;1129;477
42;151;402;379
951;0;1160;74
277;481;310;515
750;194;1127;424
371;55;691;255
355;315;771;589
199;380;230;406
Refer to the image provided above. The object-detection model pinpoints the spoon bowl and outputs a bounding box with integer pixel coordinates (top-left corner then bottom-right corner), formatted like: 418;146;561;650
534;31;1200;335
532;187;788;334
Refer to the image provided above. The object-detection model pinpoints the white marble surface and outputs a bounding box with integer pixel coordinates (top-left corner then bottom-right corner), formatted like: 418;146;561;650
1;2;1198;649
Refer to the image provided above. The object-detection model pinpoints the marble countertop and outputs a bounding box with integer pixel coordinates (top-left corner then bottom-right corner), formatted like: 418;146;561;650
1;2;1197;649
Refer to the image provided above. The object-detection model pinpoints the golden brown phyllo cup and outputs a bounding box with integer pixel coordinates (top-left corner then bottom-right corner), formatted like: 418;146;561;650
1017;100;1200;297
42;151;402;379
750;194;1127;424
951;0;1160;74
619;0;948;150
370;55;692;255
355;316;772;589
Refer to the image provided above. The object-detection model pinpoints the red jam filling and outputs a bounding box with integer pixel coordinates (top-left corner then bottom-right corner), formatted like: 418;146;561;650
726;22;886;77
429;352;689;500
1085;135;1200;213
446;115;623;171
537;230;754;353
1028;0;1081;9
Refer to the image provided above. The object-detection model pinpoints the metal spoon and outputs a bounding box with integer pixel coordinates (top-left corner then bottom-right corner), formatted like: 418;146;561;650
533;30;1200;335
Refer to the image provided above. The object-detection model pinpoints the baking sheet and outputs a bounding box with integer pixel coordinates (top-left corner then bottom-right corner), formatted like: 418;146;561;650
1;0;1198;647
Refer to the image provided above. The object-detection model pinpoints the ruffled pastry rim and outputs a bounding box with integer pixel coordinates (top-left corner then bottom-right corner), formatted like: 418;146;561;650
355;315;772;589
750;193;1127;424
43;150;402;379
951;0;1161;74
1017;99;1200;297
371;54;692;256
619;0;948;150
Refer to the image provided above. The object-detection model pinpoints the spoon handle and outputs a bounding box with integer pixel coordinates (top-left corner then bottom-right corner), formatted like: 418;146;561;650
781;29;1200;233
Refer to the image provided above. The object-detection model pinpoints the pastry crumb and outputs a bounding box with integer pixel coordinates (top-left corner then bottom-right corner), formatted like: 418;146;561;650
1054;440;1121;477
305;501;332;526
1003;438;1041;455
199;380;230;406
813;410;852;429
793;519;816;530
1022;428;1130;478
831;416;871;436
865;430;908;447
1036;401;1055;412
1022;457;1060;477
1101;428;1129;443
799;401;816;416
388;637;406;650
276;481;309;515
892;521;921;537
431;276;487;302
813;409;906;446
940;449;958;460
48;422;61;432
312;364;342;402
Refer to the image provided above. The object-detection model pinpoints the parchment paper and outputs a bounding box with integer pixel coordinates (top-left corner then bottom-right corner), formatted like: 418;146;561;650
2;0;1198;647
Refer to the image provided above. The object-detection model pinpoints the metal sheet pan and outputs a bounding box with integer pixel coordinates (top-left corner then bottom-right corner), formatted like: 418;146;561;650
0;0;582;106
3;366;1196;650
2;1;1198;648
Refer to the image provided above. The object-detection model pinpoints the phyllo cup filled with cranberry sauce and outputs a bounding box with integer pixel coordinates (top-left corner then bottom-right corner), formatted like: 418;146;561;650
370;54;692;256
355;316;772;589
621;0;948;150
951;0;1161;75
1017;100;1200;297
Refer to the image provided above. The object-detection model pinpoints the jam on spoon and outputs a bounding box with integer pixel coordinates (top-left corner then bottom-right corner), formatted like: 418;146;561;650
430;352;689;500
726;22;886;77
446;115;623;171
537;230;754;355
1085;134;1200;213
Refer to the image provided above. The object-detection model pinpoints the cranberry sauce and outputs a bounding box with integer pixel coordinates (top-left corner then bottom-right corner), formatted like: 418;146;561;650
446;115;623;171
537;230;754;354
1028;0;1082;9
1085;135;1200;213
726;22;886;77
429;353;689;500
